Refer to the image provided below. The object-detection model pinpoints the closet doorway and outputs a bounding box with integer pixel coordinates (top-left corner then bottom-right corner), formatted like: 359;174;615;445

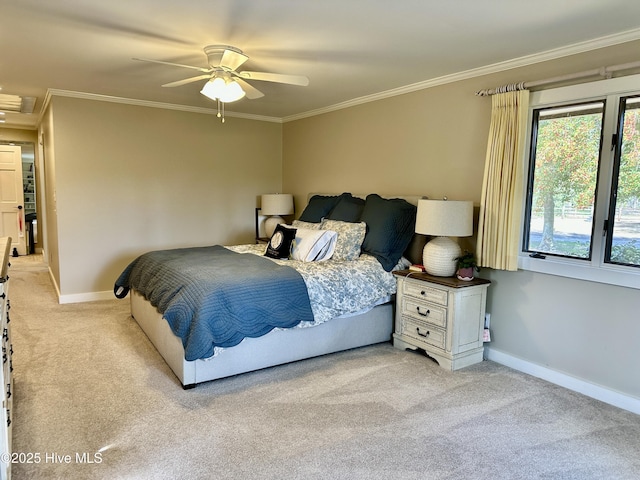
0;141;38;255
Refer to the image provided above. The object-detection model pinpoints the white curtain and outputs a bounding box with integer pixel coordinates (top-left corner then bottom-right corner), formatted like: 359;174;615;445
476;90;530;271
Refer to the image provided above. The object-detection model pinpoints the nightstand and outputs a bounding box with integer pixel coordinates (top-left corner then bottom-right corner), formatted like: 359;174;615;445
392;270;490;371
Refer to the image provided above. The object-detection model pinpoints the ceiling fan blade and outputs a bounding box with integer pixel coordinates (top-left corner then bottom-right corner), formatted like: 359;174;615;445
238;71;309;86
235;78;265;100
162;74;212;88
133;57;211;73
220;49;249;71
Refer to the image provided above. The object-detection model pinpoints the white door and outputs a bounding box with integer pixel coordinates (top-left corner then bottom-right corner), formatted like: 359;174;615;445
0;145;26;255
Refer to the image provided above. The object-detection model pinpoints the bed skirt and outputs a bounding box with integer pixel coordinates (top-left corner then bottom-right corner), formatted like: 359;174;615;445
130;289;394;388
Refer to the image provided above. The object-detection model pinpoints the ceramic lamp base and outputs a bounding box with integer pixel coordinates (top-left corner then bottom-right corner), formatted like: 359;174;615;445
423;236;461;277
264;216;284;237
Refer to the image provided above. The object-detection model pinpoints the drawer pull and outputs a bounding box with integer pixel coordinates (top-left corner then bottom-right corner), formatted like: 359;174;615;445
416;327;430;338
416;307;430;317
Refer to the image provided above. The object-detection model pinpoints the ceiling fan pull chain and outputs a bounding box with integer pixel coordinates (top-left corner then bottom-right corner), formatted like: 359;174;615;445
215;99;226;123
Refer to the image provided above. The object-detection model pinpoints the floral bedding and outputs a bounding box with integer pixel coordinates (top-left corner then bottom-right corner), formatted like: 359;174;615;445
227;244;409;326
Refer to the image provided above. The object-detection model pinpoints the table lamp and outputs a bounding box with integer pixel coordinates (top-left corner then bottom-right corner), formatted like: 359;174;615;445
261;193;294;237
415;199;473;276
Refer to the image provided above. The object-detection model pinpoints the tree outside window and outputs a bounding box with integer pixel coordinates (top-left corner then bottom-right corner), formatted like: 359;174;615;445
525;102;604;259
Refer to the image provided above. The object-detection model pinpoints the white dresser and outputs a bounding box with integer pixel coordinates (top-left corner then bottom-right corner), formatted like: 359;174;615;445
0;238;12;480
393;270;490;371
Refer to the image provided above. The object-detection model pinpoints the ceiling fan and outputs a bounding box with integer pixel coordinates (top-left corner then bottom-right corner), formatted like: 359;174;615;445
133;45;309;104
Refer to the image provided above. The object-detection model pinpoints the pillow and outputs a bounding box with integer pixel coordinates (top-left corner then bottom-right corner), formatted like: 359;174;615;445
264;224;297;259
326;194;365;222
404;233;428;266
292;219;323;230
360;194;417;271
321;219;366;261
291;228;338;262
298;195;342;223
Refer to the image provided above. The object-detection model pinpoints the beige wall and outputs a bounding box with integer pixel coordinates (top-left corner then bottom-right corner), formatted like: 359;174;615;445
47;96;283;298
0;127;37;144
283;39;640;401
40;105;60;286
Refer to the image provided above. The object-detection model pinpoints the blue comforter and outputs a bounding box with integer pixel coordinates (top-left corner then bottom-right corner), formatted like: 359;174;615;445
114;245;314;361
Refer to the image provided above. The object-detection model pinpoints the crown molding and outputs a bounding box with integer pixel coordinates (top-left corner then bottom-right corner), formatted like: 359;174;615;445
41;89;282;124
283;27;640;123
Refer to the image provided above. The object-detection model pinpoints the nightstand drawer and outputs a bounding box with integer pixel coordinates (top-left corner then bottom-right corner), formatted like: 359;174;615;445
400;297;447;328
401;317;446;351
402;279;448;306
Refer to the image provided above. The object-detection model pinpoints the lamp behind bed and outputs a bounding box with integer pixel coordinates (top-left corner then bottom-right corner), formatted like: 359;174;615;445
260;193;294;238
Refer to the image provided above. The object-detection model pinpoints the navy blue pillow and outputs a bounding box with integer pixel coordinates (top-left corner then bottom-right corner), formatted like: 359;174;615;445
326;194;365;222
360;194;417;271
298;195;342;223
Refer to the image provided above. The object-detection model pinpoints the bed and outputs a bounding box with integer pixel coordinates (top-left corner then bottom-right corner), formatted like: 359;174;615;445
115;193;424;388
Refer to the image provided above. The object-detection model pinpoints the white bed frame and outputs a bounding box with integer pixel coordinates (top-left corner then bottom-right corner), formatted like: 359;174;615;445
129;193;422;388
131;290;393;388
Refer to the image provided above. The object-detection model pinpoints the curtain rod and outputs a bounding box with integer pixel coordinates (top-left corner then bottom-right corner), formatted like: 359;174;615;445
475;60;640;96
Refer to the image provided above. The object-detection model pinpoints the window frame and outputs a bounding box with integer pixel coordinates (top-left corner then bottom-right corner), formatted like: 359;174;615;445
604;94;640;268
519;74;640;290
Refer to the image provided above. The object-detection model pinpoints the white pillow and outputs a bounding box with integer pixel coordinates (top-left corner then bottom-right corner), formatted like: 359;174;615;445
291;228;338;262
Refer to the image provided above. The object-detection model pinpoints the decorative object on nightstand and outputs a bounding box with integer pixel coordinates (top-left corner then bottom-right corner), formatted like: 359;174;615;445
415;199;473;277
392;270;490;371
258;193;294;238
455;250;478;281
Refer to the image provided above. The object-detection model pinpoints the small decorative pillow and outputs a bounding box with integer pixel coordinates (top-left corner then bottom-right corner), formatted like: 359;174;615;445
321;219;366;261
291;228;338;262
264;224;297;259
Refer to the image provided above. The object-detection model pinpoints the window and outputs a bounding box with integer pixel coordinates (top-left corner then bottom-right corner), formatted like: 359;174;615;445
606;96;640;267
525;101;604;260
520;75;640;289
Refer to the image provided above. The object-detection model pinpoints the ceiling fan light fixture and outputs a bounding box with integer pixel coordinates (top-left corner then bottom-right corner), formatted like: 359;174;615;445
200;77;224;100
219;80;245;103
200;76;246;124
200;77;245;103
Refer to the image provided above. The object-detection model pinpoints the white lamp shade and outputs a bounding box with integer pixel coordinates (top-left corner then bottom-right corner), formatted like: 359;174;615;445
261;194;294;216
415;199;473;237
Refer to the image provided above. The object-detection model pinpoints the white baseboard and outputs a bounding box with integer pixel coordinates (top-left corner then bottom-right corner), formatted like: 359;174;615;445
486;347;640;415
48;266;61;300
58;290;114;304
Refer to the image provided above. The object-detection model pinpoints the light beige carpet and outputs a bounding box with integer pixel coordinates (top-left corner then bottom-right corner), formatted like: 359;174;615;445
7;255;640;479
